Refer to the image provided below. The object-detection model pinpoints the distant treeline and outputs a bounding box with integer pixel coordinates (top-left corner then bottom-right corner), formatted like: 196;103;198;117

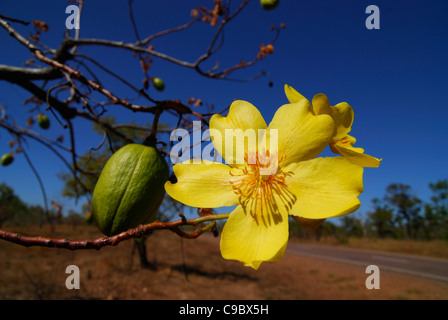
1;183;45;227
0;182;86;228
290;180;448;241
2;179;448;242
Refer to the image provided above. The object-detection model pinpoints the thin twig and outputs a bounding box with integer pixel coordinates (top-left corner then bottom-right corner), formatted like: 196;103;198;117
0;14;29;25
13;135;49;220
69;0;83;54
139;19;197;45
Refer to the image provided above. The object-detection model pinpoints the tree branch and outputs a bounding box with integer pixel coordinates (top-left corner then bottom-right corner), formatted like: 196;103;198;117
0;64;61;81
0;14;29;26
8;77;77;120
13;134;50;220
0;213;229;250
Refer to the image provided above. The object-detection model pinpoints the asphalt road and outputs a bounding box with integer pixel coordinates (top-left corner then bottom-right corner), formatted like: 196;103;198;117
287;243;448;283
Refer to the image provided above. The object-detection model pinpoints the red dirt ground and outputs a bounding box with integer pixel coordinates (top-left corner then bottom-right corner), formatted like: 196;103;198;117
1;224;447;300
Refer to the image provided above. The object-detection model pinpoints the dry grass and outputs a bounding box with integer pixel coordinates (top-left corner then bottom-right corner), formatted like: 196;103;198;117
0;223;447;300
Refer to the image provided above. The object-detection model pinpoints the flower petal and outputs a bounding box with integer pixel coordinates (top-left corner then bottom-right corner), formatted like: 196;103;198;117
312;93;332;115
332;141;382;168
330;102;354;141
220;205;289;270
285;157;363;219
210;100;267;166
266;101;334;167
164;160;239;208
284;84;307;104
292;216;326;229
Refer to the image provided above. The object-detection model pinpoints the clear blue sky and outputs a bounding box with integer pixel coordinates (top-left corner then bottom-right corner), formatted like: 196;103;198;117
0;0;447;219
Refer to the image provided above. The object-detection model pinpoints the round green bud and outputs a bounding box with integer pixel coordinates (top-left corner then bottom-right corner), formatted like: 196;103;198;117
260;0;279;10
38;114;50;129
1;153;14;166
152;77;165;92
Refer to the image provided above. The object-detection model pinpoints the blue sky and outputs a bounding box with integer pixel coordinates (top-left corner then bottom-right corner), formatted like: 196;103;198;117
0;0;447;219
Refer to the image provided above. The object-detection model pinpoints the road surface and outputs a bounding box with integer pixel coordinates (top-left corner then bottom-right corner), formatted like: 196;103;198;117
287;243;448;283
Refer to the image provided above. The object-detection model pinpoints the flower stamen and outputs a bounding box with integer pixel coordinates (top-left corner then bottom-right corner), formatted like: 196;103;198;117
229;151;296;226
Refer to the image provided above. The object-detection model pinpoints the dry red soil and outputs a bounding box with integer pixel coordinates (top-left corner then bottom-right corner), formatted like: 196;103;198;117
1;224;447;300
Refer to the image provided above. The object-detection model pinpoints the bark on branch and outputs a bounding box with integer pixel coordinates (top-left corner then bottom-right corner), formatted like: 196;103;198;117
0;213;227;250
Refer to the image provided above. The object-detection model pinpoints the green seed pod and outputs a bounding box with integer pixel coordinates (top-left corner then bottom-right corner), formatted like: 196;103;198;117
92;143;169;236
38;114;50;129
152;77;165;92
260;0;279;10
1;153;14;166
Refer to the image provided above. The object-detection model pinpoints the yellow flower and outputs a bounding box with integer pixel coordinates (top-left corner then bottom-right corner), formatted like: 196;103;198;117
285;85;381;168
165;92;364;270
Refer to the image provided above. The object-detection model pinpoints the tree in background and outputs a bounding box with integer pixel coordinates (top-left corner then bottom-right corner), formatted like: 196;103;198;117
363;181;447;241
366;197;394;239
384;183;423;240
0;182;47;227
0;183;27;228
289;179;448;242
424;179;448;240
340;216;364;239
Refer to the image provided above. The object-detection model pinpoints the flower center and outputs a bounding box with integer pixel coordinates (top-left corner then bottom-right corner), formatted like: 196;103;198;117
229;151;296;226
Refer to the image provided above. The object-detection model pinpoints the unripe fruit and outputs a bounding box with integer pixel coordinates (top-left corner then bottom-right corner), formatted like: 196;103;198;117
38;114;50;129
152;77;165;91
1;153;14;166
260;0;279;10
92;143;169;236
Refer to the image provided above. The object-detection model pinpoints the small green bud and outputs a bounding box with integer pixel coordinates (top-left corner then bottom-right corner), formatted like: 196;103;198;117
1;153;14;166
38;114;50;129
152;77;165;92
260;0;279;11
